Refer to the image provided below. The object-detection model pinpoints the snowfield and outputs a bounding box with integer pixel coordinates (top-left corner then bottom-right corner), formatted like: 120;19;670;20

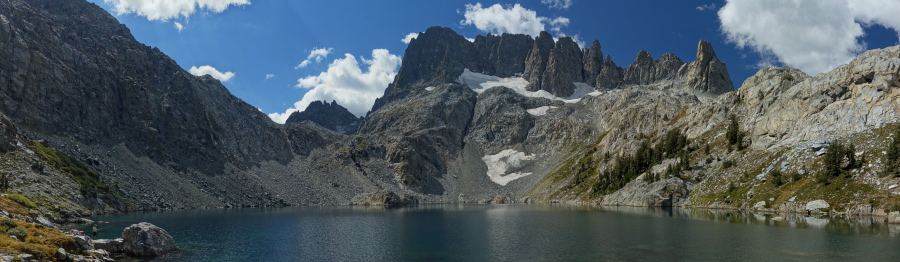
457;69;602;103
481;149;537;186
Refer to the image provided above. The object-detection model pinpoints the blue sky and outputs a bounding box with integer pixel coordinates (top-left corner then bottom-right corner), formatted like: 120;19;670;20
86;0;900;123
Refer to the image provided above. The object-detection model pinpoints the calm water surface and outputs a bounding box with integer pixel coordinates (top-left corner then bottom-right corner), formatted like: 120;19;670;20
81;204;900;261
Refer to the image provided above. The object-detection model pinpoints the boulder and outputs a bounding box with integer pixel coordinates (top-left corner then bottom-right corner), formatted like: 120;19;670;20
56;247;67;261
889;211;900;224
805;200;830;211
122;222;177;257
73;235;94;251
93;238;125;253
753;201;767;210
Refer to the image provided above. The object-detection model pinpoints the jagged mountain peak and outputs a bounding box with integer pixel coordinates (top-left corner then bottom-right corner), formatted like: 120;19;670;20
285;100;359;134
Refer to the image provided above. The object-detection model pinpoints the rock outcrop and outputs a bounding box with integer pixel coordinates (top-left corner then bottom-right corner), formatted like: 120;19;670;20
623;50;684;85
540;36;583;97
596;55;624;89
582;40;604;86
285;100;360;134
122;222;177;257
349;191;417;208
474;33;534;77
599;177;690;207
683;40;734;94
523;31;556;92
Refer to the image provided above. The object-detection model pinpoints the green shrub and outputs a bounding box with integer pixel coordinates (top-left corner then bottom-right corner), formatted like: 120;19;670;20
883;126;900;177
7;227;27;240
6;194;36;209
722;160;735;169
770;169;784;187
817;141;862;184
725;114;744;150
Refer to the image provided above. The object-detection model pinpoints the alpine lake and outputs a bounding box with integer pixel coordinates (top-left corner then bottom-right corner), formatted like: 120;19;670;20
77;204;900;261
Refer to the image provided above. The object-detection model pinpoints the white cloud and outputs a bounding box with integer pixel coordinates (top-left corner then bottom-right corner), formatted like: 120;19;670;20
265;74;275;80
401;32;419;44
189;65;235;82
103;0;250;21
696;3;716;11
459;3;569;37
541;0;573;10
268;49;401;123
173;21;184;32
296;47;333;69
719;0;900;75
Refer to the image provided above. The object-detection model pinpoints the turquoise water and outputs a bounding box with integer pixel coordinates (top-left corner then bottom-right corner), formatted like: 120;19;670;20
82;205;900;261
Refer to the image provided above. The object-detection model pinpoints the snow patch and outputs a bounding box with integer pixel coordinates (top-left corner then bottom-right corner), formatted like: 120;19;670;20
457;69;602;103
425;86;435;91
526;106;556;116
482;149;536;186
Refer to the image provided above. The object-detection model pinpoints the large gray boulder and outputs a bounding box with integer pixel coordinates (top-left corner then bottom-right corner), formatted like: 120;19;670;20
93;238;125;253
122;222;177;257
805;199;830;211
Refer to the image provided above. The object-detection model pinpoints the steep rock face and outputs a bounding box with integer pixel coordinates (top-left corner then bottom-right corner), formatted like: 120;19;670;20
0;0;295;176
466;87;562;152
474;33;534;77
740;45;900;149
623;51;684;85
582;40;604;86
523;31;555;92
540;36;583;97
684;40;734;94
372;26;478;112
596;55;624;89
358;83;477;194
285;100;359;134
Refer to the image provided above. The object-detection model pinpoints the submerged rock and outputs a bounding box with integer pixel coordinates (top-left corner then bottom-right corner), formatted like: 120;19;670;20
122;222;177;257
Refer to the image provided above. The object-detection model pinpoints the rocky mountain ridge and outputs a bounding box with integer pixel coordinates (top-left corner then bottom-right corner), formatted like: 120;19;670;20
1;0;900;219
286;100;360;134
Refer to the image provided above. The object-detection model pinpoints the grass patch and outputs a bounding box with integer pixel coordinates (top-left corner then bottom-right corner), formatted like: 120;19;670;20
28;141;114;198
5;194;36;209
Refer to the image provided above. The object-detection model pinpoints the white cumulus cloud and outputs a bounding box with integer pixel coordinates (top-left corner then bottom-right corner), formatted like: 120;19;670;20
401;32;419;44
268;49;401;123
460;3;569;37
719;0;900;75
296;47;333;69
265;74;275;80
173;21;184;32
541;0;573;10
102;0;250;21
189;65;235;82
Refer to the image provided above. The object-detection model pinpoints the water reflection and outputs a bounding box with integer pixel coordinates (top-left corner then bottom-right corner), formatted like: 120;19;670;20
82;204;900;261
